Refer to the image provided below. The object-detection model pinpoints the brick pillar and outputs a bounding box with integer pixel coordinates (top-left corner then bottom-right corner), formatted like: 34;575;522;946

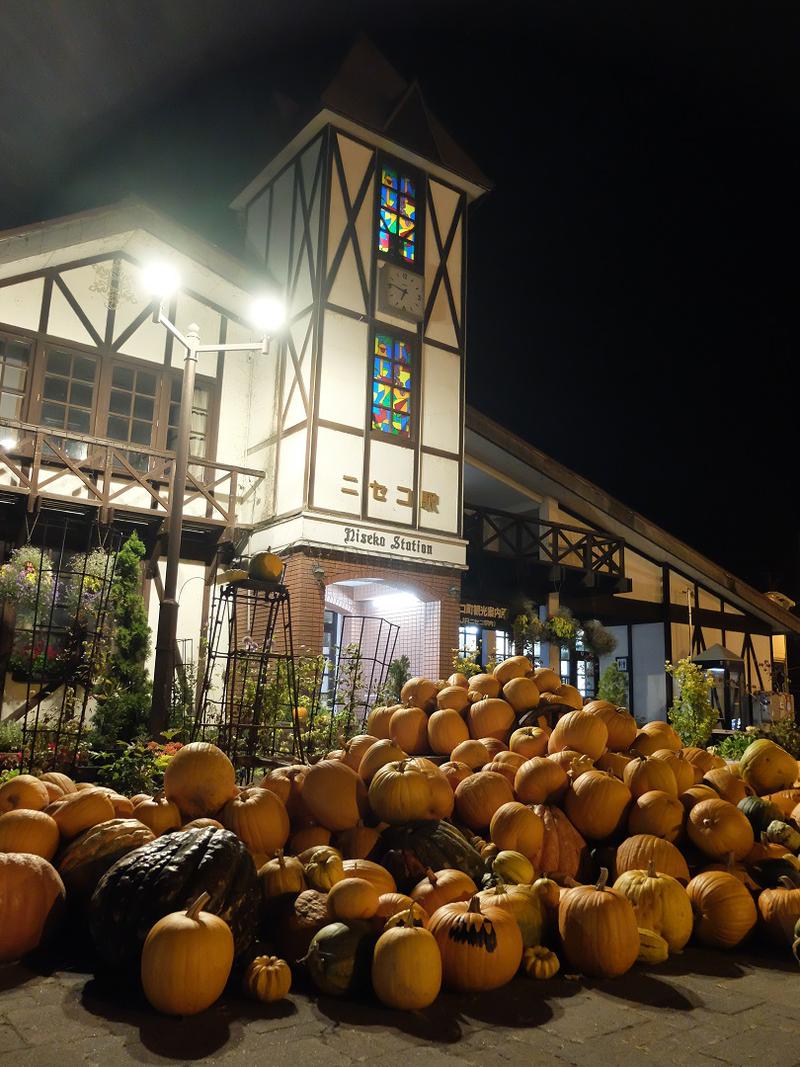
438;574;462;680
281;552;326;658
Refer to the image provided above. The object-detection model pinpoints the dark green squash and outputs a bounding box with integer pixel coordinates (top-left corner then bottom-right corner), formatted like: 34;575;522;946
738;796;783;836
58;819;156;904
302;921;375;996
749;858;800;889
89;827;258;967
375;819;486;891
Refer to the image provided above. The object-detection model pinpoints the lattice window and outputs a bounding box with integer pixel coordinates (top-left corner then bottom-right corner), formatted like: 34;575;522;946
0;333;31;423
167;376;211;458
106;363;158;468
378;161;419;265
372;332;412;436
41;348;98;460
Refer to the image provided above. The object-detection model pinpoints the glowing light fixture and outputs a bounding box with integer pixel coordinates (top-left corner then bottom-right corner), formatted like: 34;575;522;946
249;294;286;334
370;591;421;612
141;260;181;300
0;436;16;450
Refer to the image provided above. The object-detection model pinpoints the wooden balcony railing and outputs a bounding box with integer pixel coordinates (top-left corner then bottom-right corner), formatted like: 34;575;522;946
0;419;263;539
463;505;625;578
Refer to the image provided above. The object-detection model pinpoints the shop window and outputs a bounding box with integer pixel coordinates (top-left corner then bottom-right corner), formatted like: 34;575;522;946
0;333;32;424
322;609;342;695
458;624;480;659
377;160;420;265
372;332;412;437
495;629;513;661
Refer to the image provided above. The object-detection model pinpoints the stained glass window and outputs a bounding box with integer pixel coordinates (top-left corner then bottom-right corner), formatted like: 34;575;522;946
371;332;413;437
377;161;420;265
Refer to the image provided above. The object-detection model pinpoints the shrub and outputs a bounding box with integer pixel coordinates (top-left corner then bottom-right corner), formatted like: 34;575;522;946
665;657;717;747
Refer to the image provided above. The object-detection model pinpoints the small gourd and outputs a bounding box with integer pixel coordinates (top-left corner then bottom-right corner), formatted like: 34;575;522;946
258;850;306;901
523;945;560;979
305;850;344;891
765;820;800;854
637;928;669;964
492;849;535;886
243;955;292;1002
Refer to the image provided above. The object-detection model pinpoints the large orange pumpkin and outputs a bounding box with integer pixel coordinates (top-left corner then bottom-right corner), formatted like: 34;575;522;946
133;795;182;836
582;701;638;752
468;698;515;741
47;788;115;840
436;685;471;714
401;677;438;710
627;790;684;841
358;738;407;784
623;756;678;799
450;739;491;770
614;833;690;883
163;742;237;819
509;726;549;759
0;809;60;861
454;771;514;831
558;868;639;977
411;868;477;914
341;858;397;896
439;761;473;791
649;749;696;794
489;801;544;859
686;870;757;948
369;759;442;823
428;895;523;991
468;673;502;700
302;760;368;832
502;677;540;713
514;756;568;805
0;774;49;814
758;878;800;947
547;710;608;760
564;770;632;841
682;747;725;775
613;859;693;952
629;721;681;756
703;767;752;806
366;705;398;739
427;709;469;756
494;655;533;685
533;667;560;694
686;798;754;860
340;735;380;772
0;853;65;962
221;787;290;854
39;772;77;796
389;706;429;754
548;749;594;780
739;739;798;796
595;751;634;779
680;784;720;814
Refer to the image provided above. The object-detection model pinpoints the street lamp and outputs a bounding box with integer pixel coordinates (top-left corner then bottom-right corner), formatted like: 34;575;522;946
144;261;285;737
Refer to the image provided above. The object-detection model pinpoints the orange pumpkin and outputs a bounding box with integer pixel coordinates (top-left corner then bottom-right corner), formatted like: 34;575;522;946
548;749;594;779
614;833;690;883
682;746;725;775
494;655;533;685
649;749;696;794
301;760;368;832
558;868;639;977
703;767;752;806
627;790;684;842
358;738;407;784
547;710;608;760
221;787;290;854
47;788;115;841
686;870;757;948
334;821;382;861
427;709;469;756
532;667;560;694
366;705;398;739
447;673;470;689
290;825;331;853
514;756;569;805
39;772;77;795
766;788;800;818
0;809;60;861
163;741;237;819
428;895;523;991
582;701;638;752
680;784;720;813
436;685;471;714
369;759;443;823
758;877;800;947
341;858;396;895
489;801;544;859
468;698;515;742
454;771;514;831
0;774;49;814
340;735;380;772
502;677;540;713
133;795;182;835
686;798;754;861
509;726;549;759
629;721;682;757
0;853;65;963
483;759;518;786
479;737;509;759
439;761;473;791
375;892;428;927
389;706;429;754
564;770;632;841
450;739;491;770
595;751;634;779
327;876;381;921
401;677;438;710
623;756;678;799
411;868;477;914
468;673;502;700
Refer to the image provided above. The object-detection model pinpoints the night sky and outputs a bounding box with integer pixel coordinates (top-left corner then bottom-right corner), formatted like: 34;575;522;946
2;1;798;601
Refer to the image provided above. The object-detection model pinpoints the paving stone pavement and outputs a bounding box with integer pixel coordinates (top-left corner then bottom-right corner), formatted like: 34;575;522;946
0;943;798;1066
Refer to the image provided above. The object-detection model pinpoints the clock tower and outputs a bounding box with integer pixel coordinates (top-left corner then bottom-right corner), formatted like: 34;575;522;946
231;39;490;671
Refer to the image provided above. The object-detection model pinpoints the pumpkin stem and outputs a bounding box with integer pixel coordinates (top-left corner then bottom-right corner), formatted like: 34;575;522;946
724;852;735;871
646;859;657;878
404;904;416;928
595;867;609;892
276;849;286;868
778;876;795;890
467;895;482;914
186;892;210;920
425;867;438;886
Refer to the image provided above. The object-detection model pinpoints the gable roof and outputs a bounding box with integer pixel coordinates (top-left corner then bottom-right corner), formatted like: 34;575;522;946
465;405;800;636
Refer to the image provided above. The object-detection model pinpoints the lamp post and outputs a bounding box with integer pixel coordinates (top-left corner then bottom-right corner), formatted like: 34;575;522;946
143;263;285;737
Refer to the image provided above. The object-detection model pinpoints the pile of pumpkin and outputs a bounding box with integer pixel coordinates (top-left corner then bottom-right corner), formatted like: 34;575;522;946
1;654;800;1019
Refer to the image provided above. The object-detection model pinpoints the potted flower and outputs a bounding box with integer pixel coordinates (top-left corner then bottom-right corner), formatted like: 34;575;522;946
8;638;64;683
0;545;54;609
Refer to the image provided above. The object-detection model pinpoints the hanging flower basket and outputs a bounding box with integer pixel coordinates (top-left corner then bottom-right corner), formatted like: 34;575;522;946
0;546;54;609
8;641;65;683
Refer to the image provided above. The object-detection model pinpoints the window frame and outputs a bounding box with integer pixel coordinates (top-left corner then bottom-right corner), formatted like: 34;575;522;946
375;154;425;270
368;323;418;444
16;335;219;466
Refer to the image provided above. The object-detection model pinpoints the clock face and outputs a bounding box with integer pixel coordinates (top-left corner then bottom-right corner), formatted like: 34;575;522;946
382;265;424;320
